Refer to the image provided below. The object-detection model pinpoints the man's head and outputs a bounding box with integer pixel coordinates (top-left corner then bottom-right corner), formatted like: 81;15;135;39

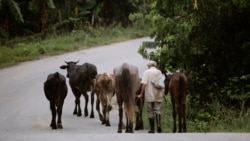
147;60;157;68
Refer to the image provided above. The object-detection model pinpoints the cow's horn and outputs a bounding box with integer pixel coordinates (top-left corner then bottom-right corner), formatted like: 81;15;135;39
75;60;79;64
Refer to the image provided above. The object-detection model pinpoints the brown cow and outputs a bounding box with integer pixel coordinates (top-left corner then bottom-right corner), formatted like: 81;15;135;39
113;63;141;133
165;72;188;133
95;73;115;126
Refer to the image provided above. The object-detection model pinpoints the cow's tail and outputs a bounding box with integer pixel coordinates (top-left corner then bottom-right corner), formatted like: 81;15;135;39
85;63;92;85
122;68;134;122
106;93;112;111
54;72;61;107
178;74;184;104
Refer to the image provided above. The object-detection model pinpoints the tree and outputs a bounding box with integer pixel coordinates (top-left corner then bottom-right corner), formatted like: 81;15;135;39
0;0;24;39
137;0;250;117
0;0;145;40
28;0;55;37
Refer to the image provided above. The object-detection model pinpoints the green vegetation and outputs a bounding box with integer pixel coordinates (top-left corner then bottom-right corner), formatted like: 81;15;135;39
141;95;250;132
136;0;250;132
0;26;149;68
0;0;146;41
0;0;151;68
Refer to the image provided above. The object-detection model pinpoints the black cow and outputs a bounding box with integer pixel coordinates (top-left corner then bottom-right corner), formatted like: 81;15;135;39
134;83;144;130
60;61;97;118
44;72;68;129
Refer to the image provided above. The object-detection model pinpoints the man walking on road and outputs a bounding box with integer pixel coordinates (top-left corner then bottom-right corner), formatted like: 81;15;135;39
138;60;165;133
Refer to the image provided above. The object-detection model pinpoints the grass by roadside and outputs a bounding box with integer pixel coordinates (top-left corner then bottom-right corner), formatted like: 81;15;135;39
0;26;148;68
141;95;250;133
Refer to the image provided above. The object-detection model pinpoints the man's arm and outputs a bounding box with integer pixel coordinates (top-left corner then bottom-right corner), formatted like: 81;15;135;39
138;83;147;98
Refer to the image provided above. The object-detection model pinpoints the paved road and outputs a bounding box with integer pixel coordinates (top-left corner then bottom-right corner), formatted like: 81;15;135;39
0;37;249;141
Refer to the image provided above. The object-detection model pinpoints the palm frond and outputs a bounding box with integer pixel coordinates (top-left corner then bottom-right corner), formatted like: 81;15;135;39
8;0;24;23
46;0;55;9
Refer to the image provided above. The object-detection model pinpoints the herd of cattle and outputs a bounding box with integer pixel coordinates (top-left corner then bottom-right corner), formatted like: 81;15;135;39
44;61;188;133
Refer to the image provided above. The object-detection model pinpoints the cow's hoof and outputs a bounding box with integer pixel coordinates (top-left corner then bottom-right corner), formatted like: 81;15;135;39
134;126;139;130
57;123;63;129
99;115;104;122
106;122;110;126
108;105;112;111
84;112;88;117
135;125;143;130
125;130;134;133
90;112;94;118
102;120;106;125
77;113;82;117
117;130;122;133
50;123;57;129
73;109;78;115
51;125;57;130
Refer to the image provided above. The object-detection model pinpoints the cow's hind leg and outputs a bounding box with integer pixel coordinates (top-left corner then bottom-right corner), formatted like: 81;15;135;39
90;90;95;118
125;117;134;133
125;117;129;133
172;100;177;133
117;103;123;133
73;90;82;116
83;92;89;117
177;105;183;133
74;98;82;116
104;105;111;126
183;103;187;132
134;111;140;130
102;106;107;125
96;98;104;123
73;99;77;115
50;102;57;129
138;109;144;130
129;121;134;133
56;102;64;129
135;105;144;130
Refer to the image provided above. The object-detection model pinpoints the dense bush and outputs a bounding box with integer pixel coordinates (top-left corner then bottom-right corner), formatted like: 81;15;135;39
136;0;250;123
0;0;146;43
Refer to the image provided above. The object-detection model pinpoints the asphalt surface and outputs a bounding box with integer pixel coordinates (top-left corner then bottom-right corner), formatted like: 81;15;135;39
0;37;249;141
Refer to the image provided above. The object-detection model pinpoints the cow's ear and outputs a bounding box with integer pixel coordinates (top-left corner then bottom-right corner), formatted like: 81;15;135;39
60;65;67;69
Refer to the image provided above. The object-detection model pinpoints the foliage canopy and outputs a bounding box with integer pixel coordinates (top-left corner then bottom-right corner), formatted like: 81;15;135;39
135;0;250;120
0;0;143;42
